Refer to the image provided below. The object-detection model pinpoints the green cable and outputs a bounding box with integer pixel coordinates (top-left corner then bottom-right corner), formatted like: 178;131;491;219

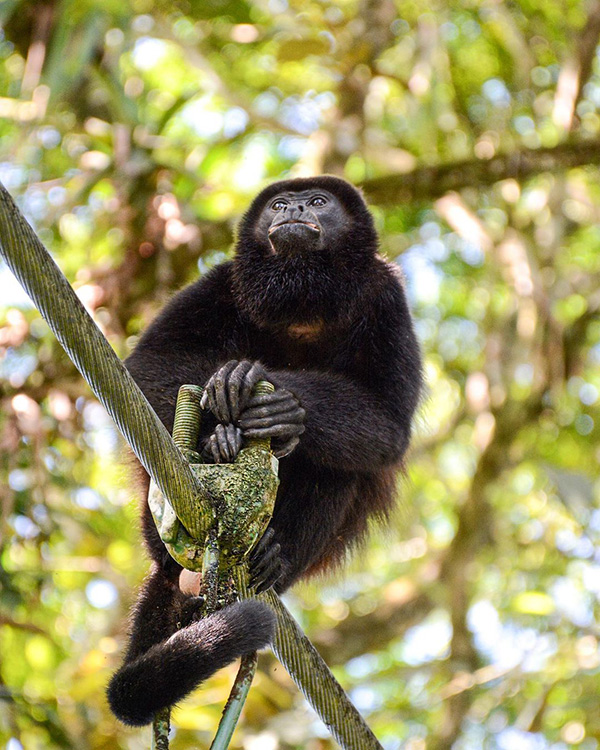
0;181;384;750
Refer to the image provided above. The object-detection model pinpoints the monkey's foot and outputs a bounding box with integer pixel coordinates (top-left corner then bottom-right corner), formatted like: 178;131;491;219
179;595;206;626
249;528;284;593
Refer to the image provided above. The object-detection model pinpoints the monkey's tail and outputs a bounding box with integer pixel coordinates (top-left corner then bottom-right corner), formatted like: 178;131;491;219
107;599;275;726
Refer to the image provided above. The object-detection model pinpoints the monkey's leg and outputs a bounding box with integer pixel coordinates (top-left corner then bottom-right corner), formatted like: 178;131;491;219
107;565;183;726
107;568;275;727
120;565;184;662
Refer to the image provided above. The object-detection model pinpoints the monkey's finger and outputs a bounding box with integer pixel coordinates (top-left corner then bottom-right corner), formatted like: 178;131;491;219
201;373;216;410
200;433;217;462
209;434;223;464
238;361;267;413
227;361;253;422
201;376;219;417
244;390;293;410
243;423;305;438
250;552;281;588
273;436;300;458
203;361;238;421
249;527;275;562
251;570;281;594
251;561;283;593
225;423;243;461
240;393;299;413
212;360;239;422
240;400;304;421
249;558;281;591
215;423;233;462
239;408;305;430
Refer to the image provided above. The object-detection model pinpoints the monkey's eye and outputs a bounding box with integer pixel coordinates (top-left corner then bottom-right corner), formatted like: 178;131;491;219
308;196;327;207
271;200;287;211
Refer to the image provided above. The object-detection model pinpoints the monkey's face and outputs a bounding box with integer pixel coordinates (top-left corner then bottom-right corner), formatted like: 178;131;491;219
234;176;378;327
254;189;348;255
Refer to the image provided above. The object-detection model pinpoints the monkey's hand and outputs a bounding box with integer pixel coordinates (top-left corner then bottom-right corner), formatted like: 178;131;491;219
239;385;305;458
248;528;286;593
201;360;267;423
201;359;305;458
201;423;243;464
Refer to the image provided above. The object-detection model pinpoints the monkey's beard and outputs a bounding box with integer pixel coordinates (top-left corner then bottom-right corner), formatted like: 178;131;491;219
233;247;351;329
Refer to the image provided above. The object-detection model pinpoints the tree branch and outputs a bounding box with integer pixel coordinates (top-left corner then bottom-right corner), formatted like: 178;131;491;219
553;0;600;132
429;395;545;750
361;139;600;204
0;615;47;635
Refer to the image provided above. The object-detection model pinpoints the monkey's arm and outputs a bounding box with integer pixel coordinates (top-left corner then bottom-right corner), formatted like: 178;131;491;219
283;282;420;470
124;265;240;441
258;371;413;471
212;283;422;472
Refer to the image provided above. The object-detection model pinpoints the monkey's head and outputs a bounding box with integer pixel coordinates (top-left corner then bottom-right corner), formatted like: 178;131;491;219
238;176;376;257
232;176;379;329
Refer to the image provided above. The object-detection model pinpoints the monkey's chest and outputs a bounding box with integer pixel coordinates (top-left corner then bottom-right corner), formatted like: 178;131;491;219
274;341;331;370
286;320;325;342
252;324;343;370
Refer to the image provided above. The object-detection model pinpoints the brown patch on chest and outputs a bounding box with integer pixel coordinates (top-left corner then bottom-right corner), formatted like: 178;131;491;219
286;319;325;342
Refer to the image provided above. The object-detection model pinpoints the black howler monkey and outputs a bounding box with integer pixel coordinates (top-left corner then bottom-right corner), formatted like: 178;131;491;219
107;176;422;726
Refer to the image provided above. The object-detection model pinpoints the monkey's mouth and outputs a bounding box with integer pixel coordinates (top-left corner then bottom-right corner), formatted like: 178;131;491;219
268;220;320;235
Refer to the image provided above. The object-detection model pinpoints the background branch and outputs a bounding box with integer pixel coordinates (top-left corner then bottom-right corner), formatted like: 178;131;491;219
362;139;600;203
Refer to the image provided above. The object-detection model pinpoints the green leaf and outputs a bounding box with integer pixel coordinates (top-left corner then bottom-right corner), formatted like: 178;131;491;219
511;591;555;615
277;38;330;62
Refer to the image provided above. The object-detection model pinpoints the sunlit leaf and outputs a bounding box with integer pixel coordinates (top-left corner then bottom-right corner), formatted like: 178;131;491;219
277;38;330;61
511;591;556;616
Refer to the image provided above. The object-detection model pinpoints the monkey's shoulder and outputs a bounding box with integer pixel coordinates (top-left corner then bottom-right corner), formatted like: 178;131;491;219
135;262;238;348
362;258;413;319
166;261;236;314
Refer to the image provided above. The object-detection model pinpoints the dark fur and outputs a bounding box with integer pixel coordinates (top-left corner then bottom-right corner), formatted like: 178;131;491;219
107;176;422;725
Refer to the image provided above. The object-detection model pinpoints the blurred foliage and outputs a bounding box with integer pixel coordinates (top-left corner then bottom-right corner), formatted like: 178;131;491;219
1;1;600;749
